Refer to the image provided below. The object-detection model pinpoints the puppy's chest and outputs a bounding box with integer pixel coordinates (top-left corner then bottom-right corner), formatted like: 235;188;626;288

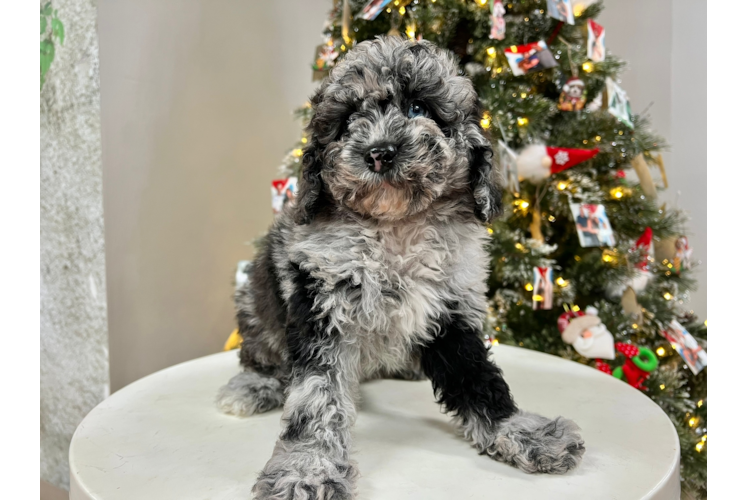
298;222;461;327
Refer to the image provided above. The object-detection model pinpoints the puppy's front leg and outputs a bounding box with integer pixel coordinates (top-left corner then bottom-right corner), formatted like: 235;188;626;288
252;269;358;500
421;315;585;474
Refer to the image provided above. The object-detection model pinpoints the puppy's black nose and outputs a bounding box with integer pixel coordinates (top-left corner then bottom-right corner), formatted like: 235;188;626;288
365;144;398;174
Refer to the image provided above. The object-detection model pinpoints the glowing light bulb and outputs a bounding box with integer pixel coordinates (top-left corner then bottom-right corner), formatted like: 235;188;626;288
697;400;703;407
480;112;492;129
293;148;303;157
517;117;529;126
556;277;568;287
515;242;525;251
582;61;594;73
573;4;585;16
663;292;673;301
595;135;602;142
399;6;406;15
632;323;638;329
695;442;704;452
688;417;698;427
486;47;496;57
659;384;665;390
548;215;556;222
509;45;518;53
656;347;666;356
572;305;580;312
301;137;308;144
556;181;568;191
520;92;527;99
525;283;534;292
486;227;494;235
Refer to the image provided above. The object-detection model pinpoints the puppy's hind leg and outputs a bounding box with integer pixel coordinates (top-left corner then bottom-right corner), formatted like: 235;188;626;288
216;369;285;417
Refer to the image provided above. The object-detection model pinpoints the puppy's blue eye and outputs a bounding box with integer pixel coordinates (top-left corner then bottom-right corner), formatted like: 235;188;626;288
408;101;429;119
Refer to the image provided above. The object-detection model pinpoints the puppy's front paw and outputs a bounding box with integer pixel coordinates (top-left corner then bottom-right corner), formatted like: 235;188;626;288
252;452;357;500
487;410;585;474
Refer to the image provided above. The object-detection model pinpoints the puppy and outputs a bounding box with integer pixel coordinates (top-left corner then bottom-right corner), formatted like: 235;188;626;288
218;36;584;499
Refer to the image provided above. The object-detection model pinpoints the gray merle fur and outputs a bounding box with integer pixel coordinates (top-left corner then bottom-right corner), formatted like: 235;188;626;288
216;37;584;499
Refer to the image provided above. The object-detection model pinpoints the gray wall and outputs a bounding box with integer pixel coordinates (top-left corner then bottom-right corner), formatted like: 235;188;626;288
98;0;707;395
41;0;109;490
98;0;331;391
600;0;707;318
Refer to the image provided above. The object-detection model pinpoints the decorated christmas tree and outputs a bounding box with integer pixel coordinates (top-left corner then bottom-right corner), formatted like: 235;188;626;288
272;1;706;496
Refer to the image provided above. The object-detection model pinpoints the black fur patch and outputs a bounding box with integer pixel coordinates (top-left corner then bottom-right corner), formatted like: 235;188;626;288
285;264;339;372
420;314;517;425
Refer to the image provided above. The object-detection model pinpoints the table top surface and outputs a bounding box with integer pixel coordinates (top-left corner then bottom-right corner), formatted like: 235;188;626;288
70;345;680;500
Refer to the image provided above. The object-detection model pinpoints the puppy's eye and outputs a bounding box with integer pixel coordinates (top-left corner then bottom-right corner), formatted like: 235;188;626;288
407;101;429;119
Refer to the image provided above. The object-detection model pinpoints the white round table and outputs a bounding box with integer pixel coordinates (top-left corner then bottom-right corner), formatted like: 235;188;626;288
70;345;680;499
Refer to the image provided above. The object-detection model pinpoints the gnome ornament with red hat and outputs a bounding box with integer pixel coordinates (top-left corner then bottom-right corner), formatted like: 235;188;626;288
557;306;615;360
516;144;599;184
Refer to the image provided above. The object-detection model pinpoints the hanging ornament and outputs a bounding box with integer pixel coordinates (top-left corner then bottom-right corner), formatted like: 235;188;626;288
633;227;654;271
606;227;654;299
605;77;634;128
532;266;553;310
630;153;658;200
595;359;613;375
557;306;615;360
672;236;693;274
620;287;643;323
489;1;506;40
558;77;587;111
272;177;298;215
586;19;606;62
660;320;707;375
546;0;574;24
516;144;599;184
612;343;659;389
312;35;339;77
556;37;586;111
497;140;520;193
358;0;394;21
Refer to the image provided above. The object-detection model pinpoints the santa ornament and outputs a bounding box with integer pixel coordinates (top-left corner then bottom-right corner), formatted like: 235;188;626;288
557;306;615;360
516;144;599;184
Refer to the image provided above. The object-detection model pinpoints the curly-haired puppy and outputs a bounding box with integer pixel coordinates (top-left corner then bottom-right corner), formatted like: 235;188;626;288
217;36;584;499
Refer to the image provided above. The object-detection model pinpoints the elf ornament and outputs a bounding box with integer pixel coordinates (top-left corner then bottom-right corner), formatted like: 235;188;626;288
516;144;599;184
612;342;658;389
558;306;615;360
606;226;654;299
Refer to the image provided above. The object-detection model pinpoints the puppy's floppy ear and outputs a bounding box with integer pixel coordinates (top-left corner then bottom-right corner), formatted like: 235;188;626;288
293;86;328;225
467;116;503;223
293;140;325;225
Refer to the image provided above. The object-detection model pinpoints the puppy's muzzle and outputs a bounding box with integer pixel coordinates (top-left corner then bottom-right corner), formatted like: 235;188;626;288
365;144;398;174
